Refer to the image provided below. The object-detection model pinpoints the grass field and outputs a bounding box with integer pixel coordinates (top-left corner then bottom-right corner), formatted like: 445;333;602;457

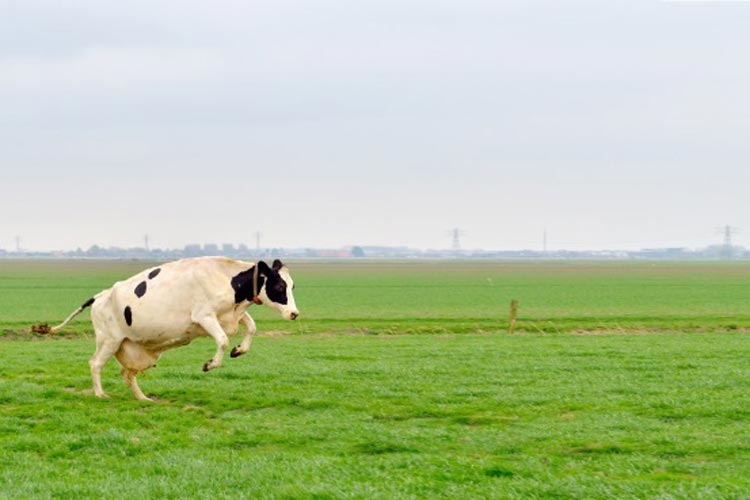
2;259;750;498
4;259;750;336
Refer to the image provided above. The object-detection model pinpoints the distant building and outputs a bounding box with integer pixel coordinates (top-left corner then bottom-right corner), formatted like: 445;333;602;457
184;244;202;256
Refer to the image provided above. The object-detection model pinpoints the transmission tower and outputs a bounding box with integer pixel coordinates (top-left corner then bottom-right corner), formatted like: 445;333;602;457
255;231;262;254
15;236;21;253
144;234;150;252
717;225;740;260
447;228;465;251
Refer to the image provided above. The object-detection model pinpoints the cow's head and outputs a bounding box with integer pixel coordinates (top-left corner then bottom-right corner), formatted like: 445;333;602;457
257;259;299;320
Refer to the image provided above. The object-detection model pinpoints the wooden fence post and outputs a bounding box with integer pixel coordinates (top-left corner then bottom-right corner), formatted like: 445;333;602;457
509;299;519;334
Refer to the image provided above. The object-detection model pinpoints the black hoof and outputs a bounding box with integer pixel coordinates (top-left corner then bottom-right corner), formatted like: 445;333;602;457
230;346;243;358
202;361;211;372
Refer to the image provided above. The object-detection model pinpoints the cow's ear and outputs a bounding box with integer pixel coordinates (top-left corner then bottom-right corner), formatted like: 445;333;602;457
257;260;270;275
272;259;284;271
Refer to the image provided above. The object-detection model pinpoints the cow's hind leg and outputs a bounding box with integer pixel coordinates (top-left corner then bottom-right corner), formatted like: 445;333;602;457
231;312;256;358
90;332;122;399
120;368;152;401
115;339;159;401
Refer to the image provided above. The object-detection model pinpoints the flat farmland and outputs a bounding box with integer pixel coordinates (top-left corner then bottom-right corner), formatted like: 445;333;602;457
2;259;750;499
3;259;750;336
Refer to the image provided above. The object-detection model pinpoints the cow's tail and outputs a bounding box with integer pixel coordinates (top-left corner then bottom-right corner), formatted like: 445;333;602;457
31;296;97;334
50;297;97;333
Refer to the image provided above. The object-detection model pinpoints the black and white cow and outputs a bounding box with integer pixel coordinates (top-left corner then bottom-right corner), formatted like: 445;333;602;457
45;257;299;401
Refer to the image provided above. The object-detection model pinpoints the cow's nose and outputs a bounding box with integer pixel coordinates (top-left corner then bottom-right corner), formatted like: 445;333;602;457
290;312;299;320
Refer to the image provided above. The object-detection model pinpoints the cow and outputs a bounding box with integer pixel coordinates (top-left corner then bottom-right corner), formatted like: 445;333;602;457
42;257;299;401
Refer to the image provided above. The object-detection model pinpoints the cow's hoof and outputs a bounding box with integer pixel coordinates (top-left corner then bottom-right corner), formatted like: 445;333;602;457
202;361;211;372
230;346;243;358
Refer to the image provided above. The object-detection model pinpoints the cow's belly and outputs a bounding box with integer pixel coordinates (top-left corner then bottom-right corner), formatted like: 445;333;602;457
124;310;199;347
107;278;244;349
123;309;244;347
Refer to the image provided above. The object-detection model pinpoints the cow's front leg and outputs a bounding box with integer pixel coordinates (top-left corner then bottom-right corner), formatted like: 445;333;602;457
195;314;230;372
231;312;256;358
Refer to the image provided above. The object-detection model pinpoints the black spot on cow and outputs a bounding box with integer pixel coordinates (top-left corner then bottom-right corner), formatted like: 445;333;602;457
134;281;147;298
81;297;95;309
148;268;161;279
124;306;133;326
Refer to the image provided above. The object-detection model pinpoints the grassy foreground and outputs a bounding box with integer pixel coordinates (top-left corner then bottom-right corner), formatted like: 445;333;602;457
3;333;750;498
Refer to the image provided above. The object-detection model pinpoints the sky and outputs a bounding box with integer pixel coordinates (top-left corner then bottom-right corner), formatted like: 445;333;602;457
2;0;749;252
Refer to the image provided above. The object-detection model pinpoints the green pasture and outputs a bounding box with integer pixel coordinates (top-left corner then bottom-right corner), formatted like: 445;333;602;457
3;333;750;498
2;259;750;336
2;259;750;498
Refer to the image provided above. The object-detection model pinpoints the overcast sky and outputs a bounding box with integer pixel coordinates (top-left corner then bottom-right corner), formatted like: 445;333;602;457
2;0;749;251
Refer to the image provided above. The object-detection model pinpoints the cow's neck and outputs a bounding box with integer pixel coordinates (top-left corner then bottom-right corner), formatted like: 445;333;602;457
230;265;265;304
